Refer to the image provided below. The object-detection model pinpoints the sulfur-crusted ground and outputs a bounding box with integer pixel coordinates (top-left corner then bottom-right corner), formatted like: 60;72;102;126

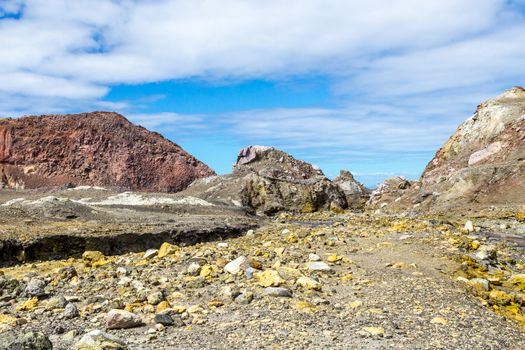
1;212;525;349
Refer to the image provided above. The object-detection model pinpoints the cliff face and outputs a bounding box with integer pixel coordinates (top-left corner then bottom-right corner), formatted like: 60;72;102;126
372;87;525;216
0;112;215;192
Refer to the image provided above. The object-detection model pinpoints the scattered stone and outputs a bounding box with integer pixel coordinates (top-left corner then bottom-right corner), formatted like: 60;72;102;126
431;317;449;325
63;302;79;319
308;253;321;261
15;297;39;312
0;331;52;350
296;276;322;291
187;262;201;276
362;326;385;336
45;295;68;310
503;274;525;292
154;313;175;326
262;287;292;298
106;309;143;329
254;269;285;287
73;329;127;350
25;278;46;297
234;292;254;304
468;278;490;291
157;242;179;258
475;245;496;261
82;251;107;267
143;249;158;259
307;262;331;272
224;256;248;274
464;221;474;232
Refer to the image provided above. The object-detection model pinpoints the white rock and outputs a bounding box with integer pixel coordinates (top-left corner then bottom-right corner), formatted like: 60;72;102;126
217;242;228;248
246;230;255;236
143;249;159;259
464;221;474;232
281;229;291;235
308;253;321;261
73;330;127;350
307;262;331;272
224;256;248;274
106;309;142;329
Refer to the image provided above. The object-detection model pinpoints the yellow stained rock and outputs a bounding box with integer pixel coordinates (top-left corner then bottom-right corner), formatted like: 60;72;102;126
16;297;39;312
294;300;316;313
0;314;17;327
158;242;179;258
362;326;385;335
489;290;513;306
471;240;480;250
249;258;263;270
341;273;354;282
430;317;448;325
82;251;108;268
255;269;285;287
286;233;299;243
327;255;342;263
277;267;303;280
208;300;224;308
296;276;321;291
187;305;203;314
348;300;363;309
172;305;187;314
156;301;171;313
124;303;143;312
503;274;525;292
199;265;216;278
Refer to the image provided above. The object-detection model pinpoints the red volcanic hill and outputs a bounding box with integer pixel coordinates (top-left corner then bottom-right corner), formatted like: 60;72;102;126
0;112;215;192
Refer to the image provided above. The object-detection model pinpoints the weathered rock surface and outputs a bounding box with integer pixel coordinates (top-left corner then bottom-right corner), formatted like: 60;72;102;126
333;170;370;209
0;331;52;350
184;146;347;214
0;112;215;192
370;87;525;216
365;176;412;210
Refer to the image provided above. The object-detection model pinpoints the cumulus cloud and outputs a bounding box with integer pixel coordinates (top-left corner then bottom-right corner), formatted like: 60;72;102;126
0;0;524;181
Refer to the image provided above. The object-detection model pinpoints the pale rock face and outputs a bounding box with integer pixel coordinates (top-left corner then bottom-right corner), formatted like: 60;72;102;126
378;87;525;216
333;170;370;209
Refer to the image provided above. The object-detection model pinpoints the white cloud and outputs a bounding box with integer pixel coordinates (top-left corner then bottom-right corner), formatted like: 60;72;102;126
0;0;524;181
1;0;519;86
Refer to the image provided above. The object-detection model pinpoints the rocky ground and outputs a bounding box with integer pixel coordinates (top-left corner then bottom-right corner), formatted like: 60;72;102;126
1;210;525;349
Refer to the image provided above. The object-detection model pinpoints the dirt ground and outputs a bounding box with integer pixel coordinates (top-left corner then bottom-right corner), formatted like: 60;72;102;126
1;205;524;349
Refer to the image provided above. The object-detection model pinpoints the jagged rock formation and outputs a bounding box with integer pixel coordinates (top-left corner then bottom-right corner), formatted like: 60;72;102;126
365;176;412;210
0;112;215;192
332;170;370;209
184;146;347;214
376;87;525;216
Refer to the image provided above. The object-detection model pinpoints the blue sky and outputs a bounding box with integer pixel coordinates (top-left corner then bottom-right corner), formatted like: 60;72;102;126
1;1;525;187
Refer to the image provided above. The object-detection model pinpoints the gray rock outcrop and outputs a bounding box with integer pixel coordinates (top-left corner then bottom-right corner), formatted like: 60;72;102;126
185;146;347;214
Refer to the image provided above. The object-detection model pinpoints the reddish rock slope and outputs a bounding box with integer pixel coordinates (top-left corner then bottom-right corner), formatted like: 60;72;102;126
0;112;215;192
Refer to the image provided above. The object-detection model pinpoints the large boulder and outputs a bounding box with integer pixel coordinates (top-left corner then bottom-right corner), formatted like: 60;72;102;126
379;87;525;216
0;112;215;192
0;331;52;350
185;146;347;214
332;170;370;209
365;176;412;210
